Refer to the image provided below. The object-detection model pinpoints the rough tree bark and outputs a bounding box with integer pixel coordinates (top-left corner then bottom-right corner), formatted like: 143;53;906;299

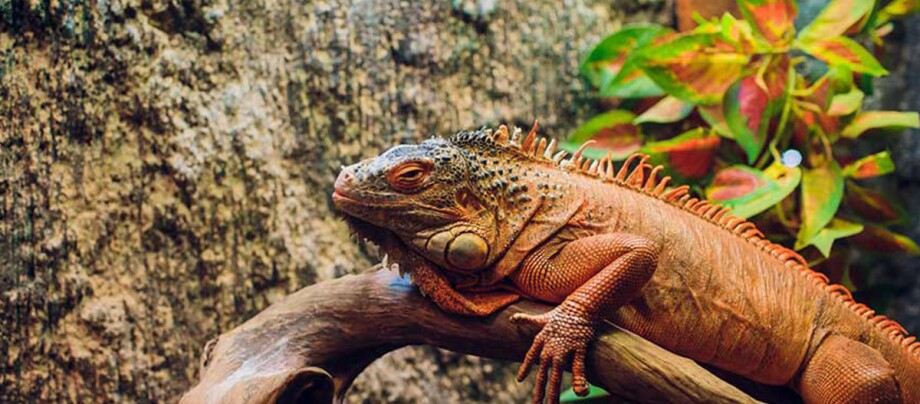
181;269;784;404
0;0;669;402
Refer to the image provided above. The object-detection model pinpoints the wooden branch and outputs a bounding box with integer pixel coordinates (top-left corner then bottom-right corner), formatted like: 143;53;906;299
180;268;773;404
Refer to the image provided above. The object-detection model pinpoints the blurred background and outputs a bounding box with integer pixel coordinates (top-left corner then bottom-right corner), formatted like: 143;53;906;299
1;0;918;402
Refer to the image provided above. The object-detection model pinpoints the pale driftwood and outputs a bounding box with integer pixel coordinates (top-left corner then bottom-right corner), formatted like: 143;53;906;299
180;268;774;404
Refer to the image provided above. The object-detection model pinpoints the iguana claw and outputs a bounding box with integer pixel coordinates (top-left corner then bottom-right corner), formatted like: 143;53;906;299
511;305;594;404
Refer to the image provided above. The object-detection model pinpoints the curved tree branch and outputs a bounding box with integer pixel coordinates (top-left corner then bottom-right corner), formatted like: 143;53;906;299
180;268;784;404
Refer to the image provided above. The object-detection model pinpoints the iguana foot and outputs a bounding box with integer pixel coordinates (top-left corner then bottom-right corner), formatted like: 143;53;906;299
511;303;594;404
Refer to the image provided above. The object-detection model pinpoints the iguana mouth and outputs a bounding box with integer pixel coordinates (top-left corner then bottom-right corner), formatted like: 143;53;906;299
332;189;396;208
333;191;463;230
333;191;426;211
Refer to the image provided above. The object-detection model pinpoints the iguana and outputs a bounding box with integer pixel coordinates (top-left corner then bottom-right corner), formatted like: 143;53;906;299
331;123;920;404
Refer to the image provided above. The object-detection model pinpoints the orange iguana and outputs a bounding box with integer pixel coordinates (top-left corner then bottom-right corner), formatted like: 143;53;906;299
332;124;920;404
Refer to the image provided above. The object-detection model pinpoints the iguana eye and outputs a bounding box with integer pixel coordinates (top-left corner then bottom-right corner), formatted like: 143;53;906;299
387;161;431;191
399;167;424;181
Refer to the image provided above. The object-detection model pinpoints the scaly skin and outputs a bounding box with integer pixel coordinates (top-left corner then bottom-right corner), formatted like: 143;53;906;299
332;124;920;404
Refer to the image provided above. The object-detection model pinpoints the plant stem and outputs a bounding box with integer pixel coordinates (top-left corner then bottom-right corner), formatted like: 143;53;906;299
757;62;797;169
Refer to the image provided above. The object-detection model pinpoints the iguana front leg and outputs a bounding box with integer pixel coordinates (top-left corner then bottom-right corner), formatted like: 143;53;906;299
510;233;659;404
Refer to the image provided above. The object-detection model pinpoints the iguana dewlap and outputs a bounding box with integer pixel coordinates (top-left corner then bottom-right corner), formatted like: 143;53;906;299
332;124;920;404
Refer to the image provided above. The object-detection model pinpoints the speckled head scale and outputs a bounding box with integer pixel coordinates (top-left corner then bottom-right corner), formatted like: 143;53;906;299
333;129;511;275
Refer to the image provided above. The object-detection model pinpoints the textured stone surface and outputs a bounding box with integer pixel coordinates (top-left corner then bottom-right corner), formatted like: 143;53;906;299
880;14;920;335
0;0;667;402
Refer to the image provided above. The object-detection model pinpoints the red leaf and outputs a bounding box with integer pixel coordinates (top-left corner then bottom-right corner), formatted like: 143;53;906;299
850;225;920;254
564;110;642;160
634;33;749;105
740;76;769;129
798;36;887;76
738;0;797;44
798;105;842;137
634;96;694;124
842;151;895;179
708;166;768;200
796;0;875;43
646;132;720;179
845;182;905;223
592;124;644;159
724;66;786;163
705;162;801;218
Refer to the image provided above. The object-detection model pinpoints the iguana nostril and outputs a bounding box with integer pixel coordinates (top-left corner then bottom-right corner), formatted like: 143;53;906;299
334;170;356;193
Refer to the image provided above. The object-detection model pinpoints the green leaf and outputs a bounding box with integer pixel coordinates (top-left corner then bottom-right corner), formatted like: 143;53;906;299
581;25;672;89
634;96;693;124
724;74;785;163
641;128;721;180
699;104;734;138
841;111;920;138
560;384;611;403
581;25;672;98
737;0;798;44
584;25;670;62
797;36;888;76
877;0;920;25
805;65;859;126
827;64;856;93
634;33;750;105
827;88;864;116
705;162;801;218
797;0;875;44
845;181;906;223
851;225;920;254
563;110;641;160
579;25;673;96
842;151;895;179
569;110;636;140
602;61;667;99
717;13;762;52
804;218;864;257
796;161;844;249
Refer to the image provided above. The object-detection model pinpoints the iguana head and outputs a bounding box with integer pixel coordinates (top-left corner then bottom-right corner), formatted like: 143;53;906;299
333;129;521;275
335;124;589;296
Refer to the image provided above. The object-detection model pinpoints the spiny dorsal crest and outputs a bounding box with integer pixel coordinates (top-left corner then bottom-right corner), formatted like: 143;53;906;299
450;122;679;193
450;123;920;356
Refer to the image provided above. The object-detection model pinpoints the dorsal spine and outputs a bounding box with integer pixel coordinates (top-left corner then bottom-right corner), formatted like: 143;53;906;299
450;124;920;357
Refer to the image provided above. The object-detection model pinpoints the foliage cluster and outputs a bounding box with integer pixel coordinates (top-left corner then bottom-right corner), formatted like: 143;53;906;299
574;0;920;289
